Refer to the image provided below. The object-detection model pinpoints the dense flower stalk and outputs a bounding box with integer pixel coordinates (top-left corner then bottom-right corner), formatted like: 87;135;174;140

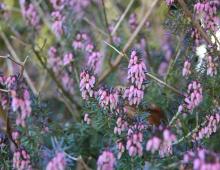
114;116;128;135
51;11;65;37
79;69;96;100
192;113;220;141
97;150;116;170
146;127;176;157
11;89;32;127
126;123;145;157
182;60;191;77
20;1;40;28
178;81;203;114
182;148;220;170
123;50;146;106
97;87;119;110
13;148;32;170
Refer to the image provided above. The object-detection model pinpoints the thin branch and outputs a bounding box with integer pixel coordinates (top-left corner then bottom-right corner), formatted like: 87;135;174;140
111;0;135;36
172;120;206;145
98;0;159;84
146;72;184;97
32;48;82;115
83;17;108;37
0;31;38;95
101;0;112;43
168;111;181;126
102;41;184;96
177;0;212;45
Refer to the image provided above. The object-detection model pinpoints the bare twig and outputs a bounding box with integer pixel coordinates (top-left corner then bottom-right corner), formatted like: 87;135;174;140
111;0;135;36
172;120;206;145
177;0;212;45
98;0;159;84
146;72;184;96
32;48;82;115
169;111;181;126
102;41;184;96
83;17;108;37
0;31;38;95
101;0;112;43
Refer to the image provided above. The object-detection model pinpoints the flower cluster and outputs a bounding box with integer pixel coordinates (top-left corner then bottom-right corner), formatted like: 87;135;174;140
182;148;220;170
20;1;40;28
123;50;146;105
12;130;21;145
84;113;91;124
123;85;144;106
0;75;17;109
46;152;66;170
48;47;62;73
178;81;203;114
51;11;65;37
79;69;96;100
87;48;102;73
192;113;220;141
182;60;191;77
114;116;128;135
126;123;145;157
127;51;146;89
72;32;88;50
194;1;219;32
97;150;116;170
206;55;217;77
68;0;91;12
13;148;32;170
97;87;119;110
11;89;32;127
63;52;74;66
129;13;138;32
146;127;176;157
165;0;175;6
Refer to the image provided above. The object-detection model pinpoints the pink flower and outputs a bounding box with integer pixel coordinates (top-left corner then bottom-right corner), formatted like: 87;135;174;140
127;50;146;89
13;148;32;170
206;55;217;77
20;1;40;28
97;150;115;170
72;32;88;50
79;70;96;100
68;0;91;12
126;124;144;157
63;52;74;66
87;50;102;73
129;13;138;32
51;11;65;37
182;60;191;77
97;88;119;110
165;0;174;6
123;85;144;105
114;117;128;135
48;47;62;73
182;148;220;170
84;113;91;124
46;152;66;170
146;127;176;157
11;89;32;127
192;113;220;141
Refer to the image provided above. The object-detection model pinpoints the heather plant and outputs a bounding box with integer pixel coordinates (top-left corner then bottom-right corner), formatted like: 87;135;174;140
0;0;219;169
